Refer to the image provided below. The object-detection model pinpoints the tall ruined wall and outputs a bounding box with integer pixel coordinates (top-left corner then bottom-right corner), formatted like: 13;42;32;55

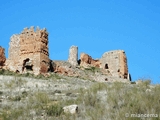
0;46;6;68
8;35;20;60
100;50;128;79
7;26;50;74
6;35;21;71
68;46;78;66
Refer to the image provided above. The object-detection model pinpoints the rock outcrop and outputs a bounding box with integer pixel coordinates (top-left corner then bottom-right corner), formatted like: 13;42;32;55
0;46;6;68
6;26;50;75
68;46;78;66
80;53;101;68
100;50;128;79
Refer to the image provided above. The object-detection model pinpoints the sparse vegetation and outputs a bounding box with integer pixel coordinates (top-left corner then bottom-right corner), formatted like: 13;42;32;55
0;72;160;119
46;104;63;116
84;66;101;73
0;69;15;75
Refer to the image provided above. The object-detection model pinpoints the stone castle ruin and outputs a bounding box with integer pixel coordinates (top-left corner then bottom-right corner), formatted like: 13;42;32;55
78;50;129;79
5;26;50;75
0;26;130;81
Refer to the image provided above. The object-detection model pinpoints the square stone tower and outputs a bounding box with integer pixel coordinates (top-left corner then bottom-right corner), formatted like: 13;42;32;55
100;50;128;79
6;26;50;75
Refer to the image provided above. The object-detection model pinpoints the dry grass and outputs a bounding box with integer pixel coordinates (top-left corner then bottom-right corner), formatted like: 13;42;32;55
0;72;160;120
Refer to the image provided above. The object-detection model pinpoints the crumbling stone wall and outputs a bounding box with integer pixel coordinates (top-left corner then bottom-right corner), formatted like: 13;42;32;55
80;53;101;68
0;46;6;68
4;26;130;80
6;26;50;75
68;46;78;66
5;35;21;71
100;50;128;79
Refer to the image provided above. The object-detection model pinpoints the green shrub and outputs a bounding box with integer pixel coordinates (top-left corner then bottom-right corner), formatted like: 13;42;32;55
0;91;3;95
0;69;15;75
35;92;49;104
84;66;100;73
1;108;24;120
0;69;5;74
10;96;21;101
106;81;160;119
22;91;28;98
46;104;63;116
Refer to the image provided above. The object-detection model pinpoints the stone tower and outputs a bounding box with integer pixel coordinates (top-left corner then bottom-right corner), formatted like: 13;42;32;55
68;46;78;66
6;26;50;75
100;50;128;79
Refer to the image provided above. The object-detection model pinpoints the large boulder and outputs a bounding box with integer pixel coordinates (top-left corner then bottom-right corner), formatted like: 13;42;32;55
63;104;78;114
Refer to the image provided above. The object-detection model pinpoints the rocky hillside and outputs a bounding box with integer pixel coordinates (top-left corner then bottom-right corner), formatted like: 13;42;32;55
0;70;159;120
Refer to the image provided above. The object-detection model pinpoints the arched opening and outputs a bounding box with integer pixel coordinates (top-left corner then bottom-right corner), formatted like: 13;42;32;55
78;59;81;65
22;58;33;71
105;63;109;69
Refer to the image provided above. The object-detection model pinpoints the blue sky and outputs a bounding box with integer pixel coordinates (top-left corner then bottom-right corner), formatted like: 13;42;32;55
0;0;160;83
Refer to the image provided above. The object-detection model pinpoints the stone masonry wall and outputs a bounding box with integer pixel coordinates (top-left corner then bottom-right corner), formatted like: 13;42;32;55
80;53;101;68
4;26;130;80
0;46;6;68
100;50;128;79
6;35;21;71
6;26;50;75
68;46;78;66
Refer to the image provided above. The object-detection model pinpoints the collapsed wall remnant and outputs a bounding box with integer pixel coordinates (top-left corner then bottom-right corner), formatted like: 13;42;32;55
6;26;50;75
52;60;79;77
0;46;6;68
68;46;78;66
100;50;128;79
80;53;101;68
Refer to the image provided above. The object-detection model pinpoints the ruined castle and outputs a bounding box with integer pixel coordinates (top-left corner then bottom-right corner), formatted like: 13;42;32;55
0;26;130;80
68;46;129;79
5;26;50;75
